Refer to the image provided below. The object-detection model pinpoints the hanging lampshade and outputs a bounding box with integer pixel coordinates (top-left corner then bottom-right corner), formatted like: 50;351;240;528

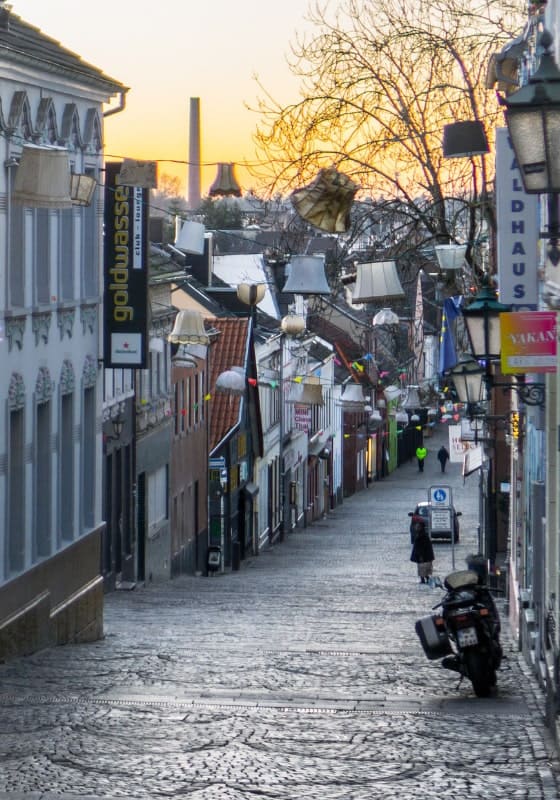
281;314;306;336
341;383;366;405
373;308;399;326
215;368;246;395
395;409;409;424
383;385;401;402
70;173;97;206
351;261;404;303
282;255;331;295
175;220;206;254
168;310;209;345
369;409;382;422
410;413;421;422
287;378;324;405
442;121;489;158
290;167;358;233
209;163;242;197
118;159;158;189
402;385;422;409
13;145;72;208
434;244;467;271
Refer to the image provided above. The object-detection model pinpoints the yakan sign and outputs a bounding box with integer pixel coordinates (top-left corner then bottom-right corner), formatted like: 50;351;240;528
103;162;149;368
500;311;557;373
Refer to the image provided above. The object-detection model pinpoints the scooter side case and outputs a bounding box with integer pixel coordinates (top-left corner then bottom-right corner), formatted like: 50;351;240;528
415;614;453;660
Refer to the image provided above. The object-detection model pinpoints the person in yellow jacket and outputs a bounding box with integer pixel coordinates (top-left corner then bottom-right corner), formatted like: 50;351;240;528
416;445;427;472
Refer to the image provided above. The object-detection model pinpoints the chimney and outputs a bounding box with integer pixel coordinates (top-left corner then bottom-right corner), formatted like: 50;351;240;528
187;97;201;210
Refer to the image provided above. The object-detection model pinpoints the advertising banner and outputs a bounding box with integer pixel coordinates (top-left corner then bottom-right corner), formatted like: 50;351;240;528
495;127;539;309
103;162;149;368
500;311;557;373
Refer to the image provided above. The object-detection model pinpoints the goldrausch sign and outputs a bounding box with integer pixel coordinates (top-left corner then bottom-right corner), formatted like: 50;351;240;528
103;162;148;368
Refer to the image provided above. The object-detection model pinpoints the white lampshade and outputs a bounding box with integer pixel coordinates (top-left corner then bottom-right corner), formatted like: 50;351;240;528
434;244;467;271
13;145;72;208
168;310;209;345
70;173;97;206
175;220;206;254
352;261;404;303
215;369;246;395
341;383;366;404
373;307;400;326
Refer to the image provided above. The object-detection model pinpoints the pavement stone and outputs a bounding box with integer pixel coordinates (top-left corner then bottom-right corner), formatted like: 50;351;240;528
0;426;559;798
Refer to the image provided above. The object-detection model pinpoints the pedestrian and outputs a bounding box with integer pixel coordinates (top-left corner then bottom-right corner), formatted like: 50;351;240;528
410;520;435;584
415;445;427;472
437;445;450;473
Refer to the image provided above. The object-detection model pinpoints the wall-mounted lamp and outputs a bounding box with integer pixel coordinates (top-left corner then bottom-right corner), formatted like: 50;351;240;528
106;414;125;441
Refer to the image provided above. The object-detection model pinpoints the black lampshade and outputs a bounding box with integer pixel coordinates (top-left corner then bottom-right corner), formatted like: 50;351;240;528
443;121;489;158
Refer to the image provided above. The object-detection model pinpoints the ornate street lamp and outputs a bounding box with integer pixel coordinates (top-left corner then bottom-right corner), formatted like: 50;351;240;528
449;359;486;417
462;274;511;362
461;276;545;406
502;29;560;263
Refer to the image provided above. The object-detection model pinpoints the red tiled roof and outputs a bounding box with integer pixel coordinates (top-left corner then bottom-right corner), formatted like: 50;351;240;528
207;317;250;452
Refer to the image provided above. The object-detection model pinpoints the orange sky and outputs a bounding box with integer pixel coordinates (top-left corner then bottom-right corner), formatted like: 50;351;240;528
13;0;313;198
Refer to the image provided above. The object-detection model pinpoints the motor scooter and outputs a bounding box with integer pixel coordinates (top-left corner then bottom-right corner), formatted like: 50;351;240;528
415;569;502;697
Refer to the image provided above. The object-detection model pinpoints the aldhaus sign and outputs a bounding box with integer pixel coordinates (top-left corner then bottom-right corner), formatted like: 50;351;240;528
495;127;539;309
103;162;149;368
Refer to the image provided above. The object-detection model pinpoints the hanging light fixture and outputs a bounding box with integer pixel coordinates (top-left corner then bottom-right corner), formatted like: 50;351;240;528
209;163;242;197
434;244;467;271
351;261;404;303
373;308;400;326
12;145;72;208
442;121;489;158
168;310;209;345
282;255;331;295
175;220;206;254
290;167;358;233
215;368;246;395
281;314;306;336
70;173;97;206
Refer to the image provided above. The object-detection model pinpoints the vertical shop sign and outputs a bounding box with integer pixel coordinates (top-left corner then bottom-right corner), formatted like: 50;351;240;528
103;162;149;367
495;127;539;309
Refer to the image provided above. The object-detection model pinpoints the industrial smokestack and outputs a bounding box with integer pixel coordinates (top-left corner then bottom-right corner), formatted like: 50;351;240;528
187;97;201;210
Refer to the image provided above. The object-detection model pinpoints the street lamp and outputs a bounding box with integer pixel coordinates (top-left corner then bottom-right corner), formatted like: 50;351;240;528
502;29;560;263
462;275;545;406
449;359;486;417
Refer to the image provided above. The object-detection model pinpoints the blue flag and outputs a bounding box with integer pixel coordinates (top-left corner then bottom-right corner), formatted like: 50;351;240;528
439;296;463;374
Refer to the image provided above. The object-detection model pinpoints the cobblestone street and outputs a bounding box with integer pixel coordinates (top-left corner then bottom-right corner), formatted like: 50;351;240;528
1;428;559;799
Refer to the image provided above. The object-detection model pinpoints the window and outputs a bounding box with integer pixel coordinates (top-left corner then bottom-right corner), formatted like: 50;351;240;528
82;386;95;530
60;208;74;301
8;407;25;575
60;392;74;541
35;400;52;557
148;465;168;533
35;208;50;305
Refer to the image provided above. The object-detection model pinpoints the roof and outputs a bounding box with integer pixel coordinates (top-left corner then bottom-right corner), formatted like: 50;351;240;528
207;316;250;452
0;7;127;95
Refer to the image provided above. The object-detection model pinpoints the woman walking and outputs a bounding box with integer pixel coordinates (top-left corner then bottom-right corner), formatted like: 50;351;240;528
410;519;435;584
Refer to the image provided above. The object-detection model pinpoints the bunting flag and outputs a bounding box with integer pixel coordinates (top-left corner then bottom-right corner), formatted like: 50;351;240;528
439;296;463;375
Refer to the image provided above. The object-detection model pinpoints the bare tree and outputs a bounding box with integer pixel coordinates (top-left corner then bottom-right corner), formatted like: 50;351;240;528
252;0;523;270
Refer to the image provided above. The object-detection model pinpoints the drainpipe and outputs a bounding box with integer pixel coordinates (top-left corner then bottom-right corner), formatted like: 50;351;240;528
103;91;127;118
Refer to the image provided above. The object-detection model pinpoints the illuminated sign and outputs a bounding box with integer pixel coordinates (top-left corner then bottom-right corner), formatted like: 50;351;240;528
500;311;557;373
103;162;148;368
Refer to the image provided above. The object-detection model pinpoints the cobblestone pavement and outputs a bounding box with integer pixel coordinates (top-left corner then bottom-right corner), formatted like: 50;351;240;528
1;427;559;799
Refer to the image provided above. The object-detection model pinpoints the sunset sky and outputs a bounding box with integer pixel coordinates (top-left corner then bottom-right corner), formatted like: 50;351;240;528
13;0;314;198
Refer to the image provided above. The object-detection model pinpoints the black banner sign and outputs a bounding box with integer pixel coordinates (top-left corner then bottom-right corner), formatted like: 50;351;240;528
103;162;149;368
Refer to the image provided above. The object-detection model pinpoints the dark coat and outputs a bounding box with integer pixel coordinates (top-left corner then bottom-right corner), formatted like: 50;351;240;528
410;526;435;564
437;446;450;464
